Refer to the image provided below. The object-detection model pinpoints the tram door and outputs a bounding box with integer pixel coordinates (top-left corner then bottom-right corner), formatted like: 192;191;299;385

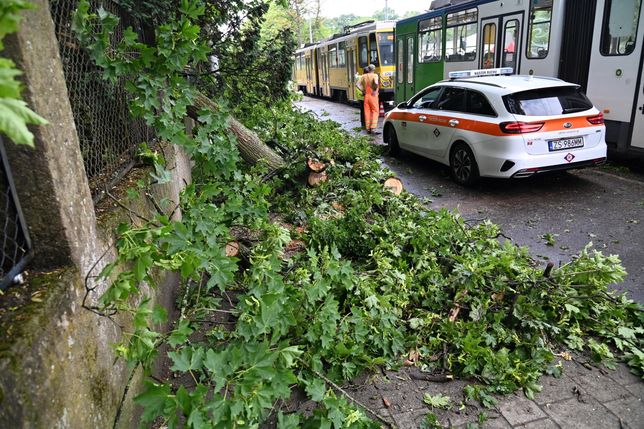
395;37;404;102
347;45;356;101
480;14;522;71
630;4;644;150
631;53;644;150
403;35;415;99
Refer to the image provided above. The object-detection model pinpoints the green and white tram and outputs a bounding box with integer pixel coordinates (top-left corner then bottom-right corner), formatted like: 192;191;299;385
395;0;644;158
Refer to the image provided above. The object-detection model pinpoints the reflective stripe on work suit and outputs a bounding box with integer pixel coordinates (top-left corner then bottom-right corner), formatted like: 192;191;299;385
361;72;379;130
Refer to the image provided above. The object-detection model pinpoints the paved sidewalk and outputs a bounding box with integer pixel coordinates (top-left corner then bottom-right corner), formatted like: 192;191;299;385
332;359;643;429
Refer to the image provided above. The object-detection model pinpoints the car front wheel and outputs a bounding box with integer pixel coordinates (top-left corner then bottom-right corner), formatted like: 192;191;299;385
450;143;479;185
384;124;400;156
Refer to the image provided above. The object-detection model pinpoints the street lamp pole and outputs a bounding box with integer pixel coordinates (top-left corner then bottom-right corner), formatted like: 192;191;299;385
385;0;389;20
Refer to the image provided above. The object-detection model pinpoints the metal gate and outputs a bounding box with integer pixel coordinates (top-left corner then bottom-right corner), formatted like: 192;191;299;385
0;138;32;290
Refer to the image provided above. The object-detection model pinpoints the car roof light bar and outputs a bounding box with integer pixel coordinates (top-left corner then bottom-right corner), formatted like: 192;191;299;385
448;67;514;79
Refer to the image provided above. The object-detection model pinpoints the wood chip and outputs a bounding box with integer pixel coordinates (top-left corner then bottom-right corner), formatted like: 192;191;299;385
307;158;326;173
383;177;403;195
308;171;327;187
331;201;345;212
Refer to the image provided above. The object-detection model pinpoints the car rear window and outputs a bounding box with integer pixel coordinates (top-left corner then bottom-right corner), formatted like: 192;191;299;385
503;86;594;116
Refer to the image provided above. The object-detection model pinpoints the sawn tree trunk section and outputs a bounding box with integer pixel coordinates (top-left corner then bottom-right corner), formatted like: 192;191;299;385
188;93;285;170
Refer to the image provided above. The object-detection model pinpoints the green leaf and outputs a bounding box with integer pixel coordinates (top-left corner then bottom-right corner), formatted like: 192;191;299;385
168;347;204;372
134;381;172;423
423;393;451;409
277;411;300;429
279;345;303;367
0;98;47;146
168;319;193;348
305;378;327;402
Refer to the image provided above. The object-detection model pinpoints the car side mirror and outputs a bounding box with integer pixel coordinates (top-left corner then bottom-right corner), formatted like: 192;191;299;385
397;102;408;109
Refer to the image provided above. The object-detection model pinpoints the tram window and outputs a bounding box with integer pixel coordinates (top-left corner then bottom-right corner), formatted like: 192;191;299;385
445;8;478;62
407;37;414;84
482;23;496;68
359;37;368;67
600;0;642;56
419;17;442;63
369;33;380;66
329;45;338;68
338;42;346;67
527;0;552;59
377;32;395;66
502;20;519;69
397;40;404;84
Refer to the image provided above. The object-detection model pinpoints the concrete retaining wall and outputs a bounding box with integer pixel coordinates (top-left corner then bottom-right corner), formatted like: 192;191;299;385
0;1;190;427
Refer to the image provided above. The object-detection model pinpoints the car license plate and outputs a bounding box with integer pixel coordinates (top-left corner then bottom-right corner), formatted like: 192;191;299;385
548;137;584;151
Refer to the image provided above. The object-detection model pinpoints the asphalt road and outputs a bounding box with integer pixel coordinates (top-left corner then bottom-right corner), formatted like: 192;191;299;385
295;96;644;302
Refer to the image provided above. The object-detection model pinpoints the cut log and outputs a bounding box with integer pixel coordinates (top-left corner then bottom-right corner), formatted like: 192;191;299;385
308;171;327;187
307;158;326;173
188;93;285;170
383;177;403;195
225;241;240;257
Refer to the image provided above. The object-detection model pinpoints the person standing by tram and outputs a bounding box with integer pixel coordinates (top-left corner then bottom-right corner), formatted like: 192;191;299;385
354;66;369;129
358;64;380;135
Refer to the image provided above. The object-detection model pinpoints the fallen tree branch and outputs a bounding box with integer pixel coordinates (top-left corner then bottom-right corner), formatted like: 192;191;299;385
188;92;285;171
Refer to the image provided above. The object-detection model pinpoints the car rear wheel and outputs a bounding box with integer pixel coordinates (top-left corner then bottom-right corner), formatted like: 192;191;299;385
385;125;400;156
450;143;479;185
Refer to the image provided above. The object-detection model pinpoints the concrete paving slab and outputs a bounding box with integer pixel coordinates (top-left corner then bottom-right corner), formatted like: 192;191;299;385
603;396;644;429
569;369;632;403
625;382;644;400
452;415;513;428
498;394;547;426
390;409;428;428
534;375;576;406
445;408;504;427
544;396;621;428
345;381;389;416
515;418;560;429
605;364;642;387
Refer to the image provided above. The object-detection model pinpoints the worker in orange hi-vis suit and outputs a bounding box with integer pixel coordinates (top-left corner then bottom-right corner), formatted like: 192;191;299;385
358;64;380;135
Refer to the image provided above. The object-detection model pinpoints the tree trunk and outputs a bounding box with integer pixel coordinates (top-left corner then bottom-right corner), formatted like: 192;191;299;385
188;93;285;171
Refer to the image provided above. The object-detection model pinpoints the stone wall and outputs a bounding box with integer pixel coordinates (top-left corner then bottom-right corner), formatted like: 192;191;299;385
0;1;190;427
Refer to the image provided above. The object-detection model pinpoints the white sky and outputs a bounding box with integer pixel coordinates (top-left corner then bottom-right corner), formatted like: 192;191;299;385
320;0;431;18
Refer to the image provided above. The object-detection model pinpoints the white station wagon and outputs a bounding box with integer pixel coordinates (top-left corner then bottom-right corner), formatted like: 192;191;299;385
383;68;607;185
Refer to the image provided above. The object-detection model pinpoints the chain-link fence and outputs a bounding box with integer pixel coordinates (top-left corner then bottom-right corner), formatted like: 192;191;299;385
49;0;154;201
0;138;32;290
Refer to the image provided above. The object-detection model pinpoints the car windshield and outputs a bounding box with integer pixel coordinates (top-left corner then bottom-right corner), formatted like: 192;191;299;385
503;86;594;116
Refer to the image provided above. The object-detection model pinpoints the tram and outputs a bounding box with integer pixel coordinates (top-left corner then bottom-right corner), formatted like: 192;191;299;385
293;20;396;103
394;0;644;157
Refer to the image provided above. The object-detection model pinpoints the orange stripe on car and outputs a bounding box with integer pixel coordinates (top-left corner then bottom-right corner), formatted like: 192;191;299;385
387;112;597;136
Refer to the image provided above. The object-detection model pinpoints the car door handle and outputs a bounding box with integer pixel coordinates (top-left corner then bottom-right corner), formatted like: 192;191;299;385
419;115;427;122
449;119;459;127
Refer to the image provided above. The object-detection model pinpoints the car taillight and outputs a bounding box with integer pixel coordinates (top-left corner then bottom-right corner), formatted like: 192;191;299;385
587;112;604;125
499;121;545;134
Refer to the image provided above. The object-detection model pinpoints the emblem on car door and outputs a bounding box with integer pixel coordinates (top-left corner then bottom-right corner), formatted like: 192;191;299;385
563;122;572;128
433;128;440;137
